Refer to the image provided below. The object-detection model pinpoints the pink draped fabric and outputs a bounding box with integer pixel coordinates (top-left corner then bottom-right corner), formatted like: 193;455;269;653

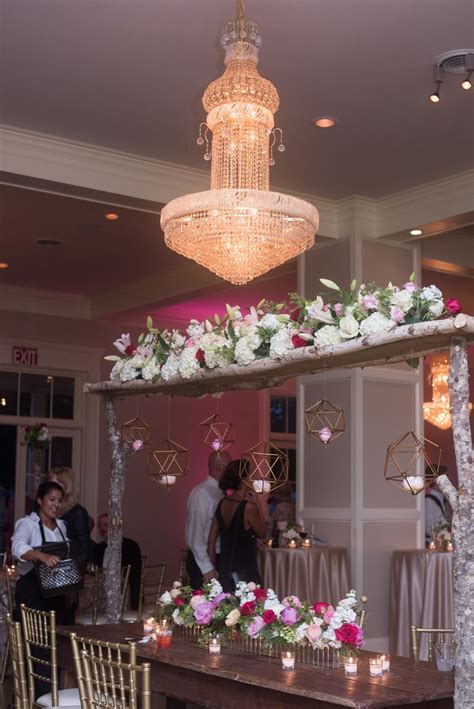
256;546;350;603
389;550;454;660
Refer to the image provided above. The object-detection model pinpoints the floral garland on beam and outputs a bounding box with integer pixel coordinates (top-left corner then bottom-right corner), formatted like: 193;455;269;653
157;580;365;656
106;276;462;384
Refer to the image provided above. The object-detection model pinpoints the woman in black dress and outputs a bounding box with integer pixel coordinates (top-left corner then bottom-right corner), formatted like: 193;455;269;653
207;460;267;592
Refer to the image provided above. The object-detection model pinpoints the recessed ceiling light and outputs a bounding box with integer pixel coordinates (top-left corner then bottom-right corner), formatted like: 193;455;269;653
409;229;423;236
105;212;119;221
0;262;8;269
36;239;63;246
313;117;337;128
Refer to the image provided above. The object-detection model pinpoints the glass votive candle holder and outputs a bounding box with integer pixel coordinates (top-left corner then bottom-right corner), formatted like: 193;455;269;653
447;541;453;552
380;654;390;672
209;636;221;655
288;539;297;549
369;658;383;677
281;650;295;670
143;617;155;633
303;538;312;549
344;657;358;676
155;620;173;649
428;540;437;552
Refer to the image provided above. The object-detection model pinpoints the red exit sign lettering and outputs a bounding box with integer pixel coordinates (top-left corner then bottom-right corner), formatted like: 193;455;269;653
13;347;39;366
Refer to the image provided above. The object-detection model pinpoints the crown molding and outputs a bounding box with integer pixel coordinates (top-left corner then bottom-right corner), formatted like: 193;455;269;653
0;285;91;319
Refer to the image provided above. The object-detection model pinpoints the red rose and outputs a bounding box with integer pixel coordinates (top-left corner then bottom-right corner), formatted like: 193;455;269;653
192;589;204;596
195;348;206;364
175;596;184;606
254;588;267;602
313;602;329;615
446;298;462;315
292;334;307;349
335;623;359;646
240;601;256;616
262;609;276;624
290;308;301;322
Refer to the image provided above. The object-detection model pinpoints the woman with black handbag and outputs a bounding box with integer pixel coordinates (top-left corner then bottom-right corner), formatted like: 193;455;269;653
12;480;70;622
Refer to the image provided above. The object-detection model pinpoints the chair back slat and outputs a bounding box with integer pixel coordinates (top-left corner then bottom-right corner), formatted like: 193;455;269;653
20;604;59;706
410;625;454;660
6;614;29;709
179;549;189;586
142;563;166;618
135;556;148;622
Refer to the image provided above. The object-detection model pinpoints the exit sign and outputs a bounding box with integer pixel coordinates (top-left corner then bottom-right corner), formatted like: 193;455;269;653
12;347;39;366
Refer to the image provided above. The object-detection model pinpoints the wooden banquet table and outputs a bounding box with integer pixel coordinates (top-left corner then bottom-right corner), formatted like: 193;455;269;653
389;550;454;660
56;623;453;708
257;546;350;603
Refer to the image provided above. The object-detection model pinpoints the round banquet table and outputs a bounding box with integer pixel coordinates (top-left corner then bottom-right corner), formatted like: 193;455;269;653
256;546;350;603
389;550;454;660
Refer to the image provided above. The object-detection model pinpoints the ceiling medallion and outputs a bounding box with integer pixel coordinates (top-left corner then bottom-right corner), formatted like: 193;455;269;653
161;0;319;285
384;430;441;496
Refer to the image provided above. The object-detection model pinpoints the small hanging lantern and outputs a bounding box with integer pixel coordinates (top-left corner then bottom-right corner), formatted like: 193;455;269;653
384;430;441;495
304;399;345;444
147;439;189;489
121;417;152;452
200;413;235;451
239;441;289;494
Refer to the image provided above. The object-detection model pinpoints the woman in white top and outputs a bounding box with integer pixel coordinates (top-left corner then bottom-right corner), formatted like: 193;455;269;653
12;480;69;622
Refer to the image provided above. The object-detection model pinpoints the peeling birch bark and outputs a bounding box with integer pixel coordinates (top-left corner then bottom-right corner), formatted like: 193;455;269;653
103;397;131;622
447;337;473;708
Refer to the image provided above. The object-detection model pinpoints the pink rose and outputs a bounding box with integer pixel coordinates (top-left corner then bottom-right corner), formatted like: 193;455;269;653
323;605;335;623
305;623;322;644
262;609;276;624
282;595;302;608
390;306;405;323
403;282;418;292
362;294;378;311
194;601;215;625
334;303;344;317
132;439;144;452
281;607;298;626
319;427;332;444
446;298;462;315
313;602;329;616
335;623;364;647
247;616;265;637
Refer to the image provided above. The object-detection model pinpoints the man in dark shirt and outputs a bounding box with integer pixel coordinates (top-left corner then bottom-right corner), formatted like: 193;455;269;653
93;513;142;610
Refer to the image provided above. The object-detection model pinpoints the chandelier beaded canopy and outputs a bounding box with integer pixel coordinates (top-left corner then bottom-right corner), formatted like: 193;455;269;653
161;0;319;285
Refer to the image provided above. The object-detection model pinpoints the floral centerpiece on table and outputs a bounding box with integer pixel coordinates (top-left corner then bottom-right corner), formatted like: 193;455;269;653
22;423;51;449
105;275;461;384
159;579;365;658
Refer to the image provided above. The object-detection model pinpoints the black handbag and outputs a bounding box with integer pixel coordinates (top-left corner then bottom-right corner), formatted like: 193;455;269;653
34;521;83;598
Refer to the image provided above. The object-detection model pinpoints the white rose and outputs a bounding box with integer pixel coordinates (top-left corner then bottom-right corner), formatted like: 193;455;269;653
172;581;182;589
338;314;360;339
170;588;181;600
359;312;396;337
391;289;413;313
269;330;293;359
225;609;241;627
313;325;343;349
429;300;444;318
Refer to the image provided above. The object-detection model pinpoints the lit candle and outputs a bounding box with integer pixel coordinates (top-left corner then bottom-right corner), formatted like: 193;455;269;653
402;476;425;494
209;637;221;655
303;539;311;548
143;617;155;633
288;539;297;549
344;657;358;676
158;475;177;487
369;658;383;677
266;538;273;548
253;479;271;494
447;541;453;552
281;650;295;670
380;654;390;672
428;540;437;552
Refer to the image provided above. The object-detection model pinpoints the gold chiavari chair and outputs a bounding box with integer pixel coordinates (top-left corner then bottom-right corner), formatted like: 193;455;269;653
70;633;151;709
122;557;147;623
410;624;454;660
1;565;16;684
6;614;29;709
140;562;167;619
178;549;189;586
20;604;81;707
76;565;131;625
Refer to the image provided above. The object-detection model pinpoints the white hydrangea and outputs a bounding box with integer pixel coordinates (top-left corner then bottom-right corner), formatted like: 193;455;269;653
119;360;139;382
160;353;180;381
170;330;186;350
142;359;161;381
391;288;413;313
186;319;204;338
207;578;224;599
234;340;256;366
421;285;442;301
269;329;294;359
313;325;343;349
178;348;201;379
259;314;281;331
110;360;124;382
359;312;396;336
429;300;444;318
200;333;231;369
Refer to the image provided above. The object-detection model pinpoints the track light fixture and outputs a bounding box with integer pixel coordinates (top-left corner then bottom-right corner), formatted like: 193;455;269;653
429;50;474;102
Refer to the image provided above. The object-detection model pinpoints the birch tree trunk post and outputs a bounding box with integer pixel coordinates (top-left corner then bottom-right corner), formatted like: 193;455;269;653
437;336;473;708
103;396;131;622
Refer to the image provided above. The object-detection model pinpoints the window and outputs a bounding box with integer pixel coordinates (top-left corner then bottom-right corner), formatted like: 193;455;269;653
270;395;296;434
0;371;75;420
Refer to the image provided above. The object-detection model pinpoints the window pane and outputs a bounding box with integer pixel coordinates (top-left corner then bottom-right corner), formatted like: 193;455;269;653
0;371;18;415
50;436;73;469
52;377;75;419
270;396;287;433
0;425;17;552
25;445;49;515
19;374;51;418
288;397;296;434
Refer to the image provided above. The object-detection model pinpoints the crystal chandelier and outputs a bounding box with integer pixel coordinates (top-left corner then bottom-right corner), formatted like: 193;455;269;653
161;0;319;285
423;354;472;430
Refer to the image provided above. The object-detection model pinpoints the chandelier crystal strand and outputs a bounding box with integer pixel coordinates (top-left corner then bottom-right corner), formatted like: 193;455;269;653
161;0;319;285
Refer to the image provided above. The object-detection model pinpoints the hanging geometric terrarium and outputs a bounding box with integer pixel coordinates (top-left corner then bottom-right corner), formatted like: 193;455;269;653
304;399;345;444
200;413;235;451
147;439;189;489
121;417;152;453
384;430;441;495
239;441;288;494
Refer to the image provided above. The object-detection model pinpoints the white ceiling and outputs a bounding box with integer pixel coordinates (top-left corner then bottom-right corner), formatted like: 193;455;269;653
2;0;473;199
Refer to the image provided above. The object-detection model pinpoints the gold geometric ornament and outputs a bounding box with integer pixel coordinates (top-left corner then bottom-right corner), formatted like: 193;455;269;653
147;439;189;489
200;413;235;451
239;441;289;494
121;417;152;453
384;430;441;495
304;399;345;444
